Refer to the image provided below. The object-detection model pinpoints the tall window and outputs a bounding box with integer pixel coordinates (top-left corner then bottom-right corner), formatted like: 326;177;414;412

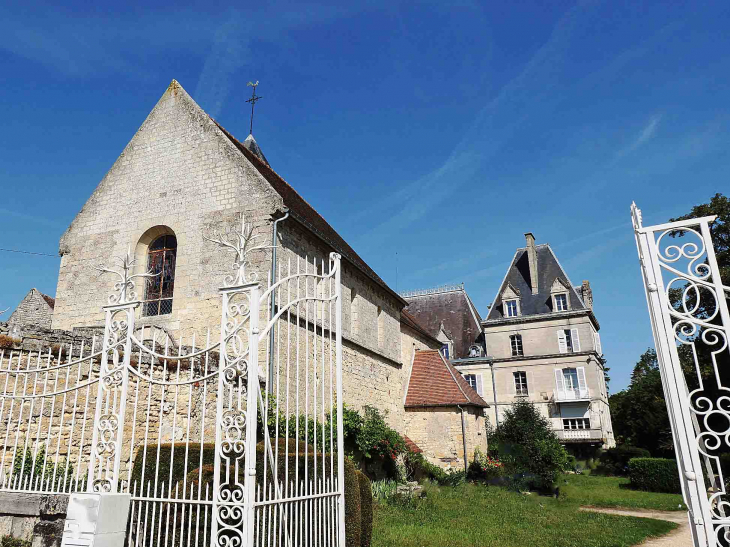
562;367;579;391
464;374;477;391
505;300;518;317
554;293;568;311
510;334;523;356
513;371;528;396
143;234;177;316
440;344;450;359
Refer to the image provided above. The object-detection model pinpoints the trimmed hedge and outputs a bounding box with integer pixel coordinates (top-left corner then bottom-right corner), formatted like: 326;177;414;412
344;457;361;547
132;442;362;544
628;458;680;493
598;446;651;476
357;471;373;547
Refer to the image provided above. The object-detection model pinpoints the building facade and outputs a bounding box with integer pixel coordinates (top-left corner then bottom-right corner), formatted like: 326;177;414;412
457;233;614;450
20;79;484;467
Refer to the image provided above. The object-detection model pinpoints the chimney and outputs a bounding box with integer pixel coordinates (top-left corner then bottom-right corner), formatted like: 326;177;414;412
524;233;539;295
581;280;593;309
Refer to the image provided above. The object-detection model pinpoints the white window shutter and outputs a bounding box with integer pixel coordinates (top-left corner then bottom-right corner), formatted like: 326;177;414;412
554;369;566;399
557;330;567;354
476;374;484;397
571;328;581;352
577;366;588;397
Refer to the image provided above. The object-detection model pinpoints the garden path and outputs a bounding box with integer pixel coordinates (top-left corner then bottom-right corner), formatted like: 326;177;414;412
580;507;689;547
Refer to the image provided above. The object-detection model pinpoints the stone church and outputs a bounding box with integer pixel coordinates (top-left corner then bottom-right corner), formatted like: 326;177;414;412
8;80;488;469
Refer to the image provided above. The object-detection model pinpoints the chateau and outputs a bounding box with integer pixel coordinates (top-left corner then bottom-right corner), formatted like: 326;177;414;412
405;234;615;451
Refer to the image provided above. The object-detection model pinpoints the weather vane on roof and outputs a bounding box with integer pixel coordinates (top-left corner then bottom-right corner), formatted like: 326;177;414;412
246;81;262;135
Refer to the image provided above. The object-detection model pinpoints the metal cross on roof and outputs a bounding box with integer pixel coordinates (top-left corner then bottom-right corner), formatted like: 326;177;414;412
246;81;262;135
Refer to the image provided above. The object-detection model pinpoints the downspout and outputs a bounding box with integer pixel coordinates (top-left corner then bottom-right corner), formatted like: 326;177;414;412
458;405;468;474
490;361;500;429
268;207;290;391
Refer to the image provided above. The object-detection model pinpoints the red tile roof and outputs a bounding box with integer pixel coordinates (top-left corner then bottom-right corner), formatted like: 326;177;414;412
404;436;423;454
40;293;55;309
405;350;489;408
211;120;407;307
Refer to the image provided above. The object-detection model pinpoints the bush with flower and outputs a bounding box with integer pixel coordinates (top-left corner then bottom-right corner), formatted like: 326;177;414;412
468;447;505;481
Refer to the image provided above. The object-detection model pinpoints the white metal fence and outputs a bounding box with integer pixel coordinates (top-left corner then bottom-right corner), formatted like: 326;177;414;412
0;216;345;547
633;203;730;547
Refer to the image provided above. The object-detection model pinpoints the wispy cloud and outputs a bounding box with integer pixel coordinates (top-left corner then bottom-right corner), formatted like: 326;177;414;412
616;114;662;158
194;15;252;119
0;207;65;229
352;2;590;251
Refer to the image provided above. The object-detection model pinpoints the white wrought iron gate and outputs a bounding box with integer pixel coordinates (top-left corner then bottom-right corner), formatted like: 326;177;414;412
0;216;345;547
632;203;730;547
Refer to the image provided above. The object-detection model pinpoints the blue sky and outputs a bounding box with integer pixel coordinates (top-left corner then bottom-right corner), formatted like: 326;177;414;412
0;0;728;392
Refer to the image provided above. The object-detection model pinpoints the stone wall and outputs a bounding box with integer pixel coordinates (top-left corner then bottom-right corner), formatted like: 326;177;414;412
0;493;67;547
6;290;54;335
403;406;487;469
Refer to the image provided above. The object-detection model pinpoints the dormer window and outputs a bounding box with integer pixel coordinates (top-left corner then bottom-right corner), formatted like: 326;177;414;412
501;283;521;318
550;278;571;312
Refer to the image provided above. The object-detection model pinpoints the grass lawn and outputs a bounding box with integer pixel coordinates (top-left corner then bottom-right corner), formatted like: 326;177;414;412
372;483;678;547
559;474;686;512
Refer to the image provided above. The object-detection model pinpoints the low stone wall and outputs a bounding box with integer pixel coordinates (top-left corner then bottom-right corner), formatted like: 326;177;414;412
0;492;67;547
0;322;100;354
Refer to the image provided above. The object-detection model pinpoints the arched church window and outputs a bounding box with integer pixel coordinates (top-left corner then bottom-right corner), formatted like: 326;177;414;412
143;234;177;316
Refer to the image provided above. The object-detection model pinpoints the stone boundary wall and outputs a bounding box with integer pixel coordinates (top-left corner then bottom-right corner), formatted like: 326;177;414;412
0;322;101;354
0;492;67;547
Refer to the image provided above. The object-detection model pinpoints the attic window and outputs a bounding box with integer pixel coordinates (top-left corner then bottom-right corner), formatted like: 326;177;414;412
505;299;519;317
554;293;568;312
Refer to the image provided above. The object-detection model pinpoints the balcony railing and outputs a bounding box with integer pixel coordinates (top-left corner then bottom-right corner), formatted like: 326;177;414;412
556;429;604;443
554;387;590;402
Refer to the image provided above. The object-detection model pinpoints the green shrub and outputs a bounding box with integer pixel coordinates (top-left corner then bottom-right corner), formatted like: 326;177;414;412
468;447;504;482
1;536;31;547
357;471;373;547
344;458;361;547
628;458;680;493
598;446;651;476
356;407;406;461
370;479;399;503
130;443;218;492
10;446;75;491
490;400;568;491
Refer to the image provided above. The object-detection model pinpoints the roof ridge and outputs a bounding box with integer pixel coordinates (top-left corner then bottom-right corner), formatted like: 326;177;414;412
210;117;407;307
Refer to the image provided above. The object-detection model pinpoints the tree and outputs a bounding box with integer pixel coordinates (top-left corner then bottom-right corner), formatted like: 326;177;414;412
490;400;568;491
609;348;673;457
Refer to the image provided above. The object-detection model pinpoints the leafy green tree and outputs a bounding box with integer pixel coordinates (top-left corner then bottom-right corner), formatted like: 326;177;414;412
490;400;568;491
609;348;673;457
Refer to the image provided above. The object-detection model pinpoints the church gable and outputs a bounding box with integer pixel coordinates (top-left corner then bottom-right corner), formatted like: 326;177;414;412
53;80;285;331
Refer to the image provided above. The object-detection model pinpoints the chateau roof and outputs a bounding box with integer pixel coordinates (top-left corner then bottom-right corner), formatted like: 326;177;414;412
485;243;586;321
212;119;407;307
400;309;441;345
401;284;482;359
405;350;488;408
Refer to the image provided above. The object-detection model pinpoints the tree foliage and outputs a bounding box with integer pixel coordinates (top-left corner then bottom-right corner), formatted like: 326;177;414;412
609;348;673;457
490;400;568;491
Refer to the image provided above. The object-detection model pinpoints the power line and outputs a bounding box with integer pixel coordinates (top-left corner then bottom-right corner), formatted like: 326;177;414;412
0;247;57;257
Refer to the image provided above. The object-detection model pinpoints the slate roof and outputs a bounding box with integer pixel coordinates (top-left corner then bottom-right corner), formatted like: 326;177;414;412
212;120;407;307
405;350;488;408
400;309;441;346
486;244;586;321
242;134;269;166
402;286;482;359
